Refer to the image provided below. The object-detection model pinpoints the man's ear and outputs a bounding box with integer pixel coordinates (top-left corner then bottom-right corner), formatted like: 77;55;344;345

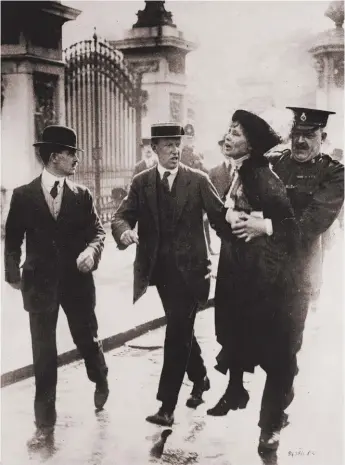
151;144;158;155
49;152;58;163
321;131;327;142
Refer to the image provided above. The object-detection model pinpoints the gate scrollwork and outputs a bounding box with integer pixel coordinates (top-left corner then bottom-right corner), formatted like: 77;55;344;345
64;34;142;222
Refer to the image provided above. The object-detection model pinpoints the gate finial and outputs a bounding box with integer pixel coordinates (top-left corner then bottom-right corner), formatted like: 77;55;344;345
93;27;98;41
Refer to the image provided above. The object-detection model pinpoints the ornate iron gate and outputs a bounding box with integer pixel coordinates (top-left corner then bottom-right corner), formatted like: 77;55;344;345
64;33;142;222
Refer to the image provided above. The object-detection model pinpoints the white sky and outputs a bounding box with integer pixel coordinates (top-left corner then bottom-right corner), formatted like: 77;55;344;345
62;1;334;150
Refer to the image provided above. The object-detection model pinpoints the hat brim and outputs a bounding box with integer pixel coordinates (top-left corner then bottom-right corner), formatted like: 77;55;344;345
33;141;84;152
292;123;326;130
150;135;183;139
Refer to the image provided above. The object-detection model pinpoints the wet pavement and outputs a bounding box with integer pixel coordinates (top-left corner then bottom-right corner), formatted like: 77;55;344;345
1;226;219;376
1;238;343;465
1;228;162;374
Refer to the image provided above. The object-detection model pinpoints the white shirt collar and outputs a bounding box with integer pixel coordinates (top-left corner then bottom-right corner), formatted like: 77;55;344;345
230;154;250;169
157;162;179;179
42;168;65;189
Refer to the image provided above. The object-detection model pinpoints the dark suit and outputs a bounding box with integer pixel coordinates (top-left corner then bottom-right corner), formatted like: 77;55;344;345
209;161;232;200
4;176;108;427
112;163;228;408
132;159;157;178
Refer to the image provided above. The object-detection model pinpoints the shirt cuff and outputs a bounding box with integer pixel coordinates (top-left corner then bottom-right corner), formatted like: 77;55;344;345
265;219;273;236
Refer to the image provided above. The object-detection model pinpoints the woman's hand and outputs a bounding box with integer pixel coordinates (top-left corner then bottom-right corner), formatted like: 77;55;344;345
232;212;268;242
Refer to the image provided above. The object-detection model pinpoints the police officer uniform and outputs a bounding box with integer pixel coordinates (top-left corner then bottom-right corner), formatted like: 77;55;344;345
269;107;344;309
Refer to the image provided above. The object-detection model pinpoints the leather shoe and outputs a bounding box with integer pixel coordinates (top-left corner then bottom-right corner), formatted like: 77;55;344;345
259;429;281;450
186;376;210;408
207;386;249;416
94;379;109;410
146;407;174;427
27;426;54;448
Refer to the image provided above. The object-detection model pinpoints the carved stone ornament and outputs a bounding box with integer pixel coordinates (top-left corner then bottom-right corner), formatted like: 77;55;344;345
170;93;183;122
139;89;149;116
130;60;160;74
333;53;344;87
325;1;344;28
168;55;185;74
34;73;58;141
313;56;326;88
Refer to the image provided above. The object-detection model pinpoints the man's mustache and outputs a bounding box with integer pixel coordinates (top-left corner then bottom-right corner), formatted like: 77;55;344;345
295;144;309;150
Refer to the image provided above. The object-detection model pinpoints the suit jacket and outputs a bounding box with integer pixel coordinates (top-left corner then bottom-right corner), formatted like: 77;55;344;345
112;163;229;305
209;161;231;200
4;176;105;312
132;159;157;178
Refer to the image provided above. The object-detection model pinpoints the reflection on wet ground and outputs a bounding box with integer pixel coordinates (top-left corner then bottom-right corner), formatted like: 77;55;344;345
2;267;343;465
160;448;199;464
27;432;58;462
149;429;173;459
258;448;278;465
183;420;206;443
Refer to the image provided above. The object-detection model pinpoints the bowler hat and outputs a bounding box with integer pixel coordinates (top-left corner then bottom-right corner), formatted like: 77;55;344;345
232;110;282;155
33;125;83;151
287;106;335;129
151;123;184;139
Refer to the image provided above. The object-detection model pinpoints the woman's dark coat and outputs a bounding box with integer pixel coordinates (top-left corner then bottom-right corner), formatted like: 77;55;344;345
214;157;300;374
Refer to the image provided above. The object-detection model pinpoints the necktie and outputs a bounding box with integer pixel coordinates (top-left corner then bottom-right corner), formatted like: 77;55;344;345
228;165;237;189
224;164;235;196
50;181;60;199
162;171;171;192
225;166;240;208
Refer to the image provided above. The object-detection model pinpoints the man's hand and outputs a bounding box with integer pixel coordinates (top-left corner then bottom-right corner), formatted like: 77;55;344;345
225;209;246;227
232;212;268;242
9;280;21;290
120;229;139;247
77;247;95;273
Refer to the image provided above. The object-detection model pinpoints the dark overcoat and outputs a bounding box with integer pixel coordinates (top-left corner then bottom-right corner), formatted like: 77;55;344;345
111;163;229;305
214;157;300;374
132;159;158;178
209;161;232;200
4;177;105;313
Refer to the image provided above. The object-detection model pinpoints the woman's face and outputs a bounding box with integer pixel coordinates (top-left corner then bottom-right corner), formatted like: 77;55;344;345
225;121;251;159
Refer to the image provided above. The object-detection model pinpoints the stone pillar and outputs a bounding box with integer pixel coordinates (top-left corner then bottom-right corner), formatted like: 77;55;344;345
1;1;80;232
309;1;344;153
111;1;197;136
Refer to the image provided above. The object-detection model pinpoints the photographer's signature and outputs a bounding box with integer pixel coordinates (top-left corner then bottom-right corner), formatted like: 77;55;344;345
288;450;316;457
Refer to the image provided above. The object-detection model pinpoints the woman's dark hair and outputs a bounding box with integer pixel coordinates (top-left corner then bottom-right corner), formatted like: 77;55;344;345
232;110;282;156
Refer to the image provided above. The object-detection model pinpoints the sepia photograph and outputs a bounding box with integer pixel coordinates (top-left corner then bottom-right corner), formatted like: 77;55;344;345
1;1;344;464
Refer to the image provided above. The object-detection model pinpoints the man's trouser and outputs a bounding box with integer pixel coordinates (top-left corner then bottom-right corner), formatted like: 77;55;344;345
29;281;108;428
155;265;207;410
